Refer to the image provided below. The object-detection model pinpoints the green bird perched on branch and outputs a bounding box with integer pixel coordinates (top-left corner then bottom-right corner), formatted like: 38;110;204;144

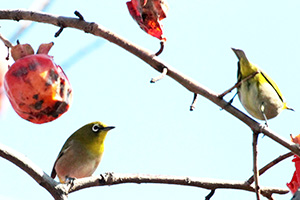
232;48;293;125
51;121;115;183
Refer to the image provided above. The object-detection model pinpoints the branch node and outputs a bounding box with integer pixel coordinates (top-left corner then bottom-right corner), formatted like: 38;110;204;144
190;93;198;111
74;10;84;20
84;22;96;33
12;15;21;22
99;173;106;185
100;172;114;185
256;124;266;134
205;189;216;200
65;177;75;193
185;177;191;184
150;67;168;83
266;194;274;200
155;41;165;56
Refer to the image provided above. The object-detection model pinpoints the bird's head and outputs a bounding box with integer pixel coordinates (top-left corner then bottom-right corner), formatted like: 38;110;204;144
73;121;115;146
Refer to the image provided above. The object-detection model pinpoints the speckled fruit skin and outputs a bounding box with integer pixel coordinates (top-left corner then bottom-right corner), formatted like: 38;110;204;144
4;54;72;124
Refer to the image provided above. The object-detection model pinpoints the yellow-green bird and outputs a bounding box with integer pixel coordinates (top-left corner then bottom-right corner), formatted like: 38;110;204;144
51;121;115;183
232;48;293;123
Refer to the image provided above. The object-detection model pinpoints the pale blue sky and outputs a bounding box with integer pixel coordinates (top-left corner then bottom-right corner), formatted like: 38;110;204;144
1;0;300;199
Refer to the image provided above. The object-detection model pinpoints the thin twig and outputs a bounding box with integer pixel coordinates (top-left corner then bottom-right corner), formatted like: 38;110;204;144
155;41;164;56
55;26;65;37
190;93;198;111
246;152;293;185
218;71;259;98
205;189;215;200
74;10;84;20
5;46;10;60
150;67;168;83
0;33;12;61
253;132;261;200
0;33;13;48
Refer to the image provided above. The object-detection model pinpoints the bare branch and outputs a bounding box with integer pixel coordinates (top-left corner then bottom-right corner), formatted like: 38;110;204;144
0;143;67;200
253;133;261;200
0;141;290;198
67;172;288;197
247;152;293;185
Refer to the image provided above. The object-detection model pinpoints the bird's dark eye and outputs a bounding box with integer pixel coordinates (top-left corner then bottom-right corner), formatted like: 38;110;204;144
91;124;101;133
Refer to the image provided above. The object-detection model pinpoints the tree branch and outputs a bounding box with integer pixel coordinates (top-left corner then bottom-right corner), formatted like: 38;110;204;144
0;141;290;199
246;151;293;185
0;143;67;200
67;172;288;198
253;132;261;200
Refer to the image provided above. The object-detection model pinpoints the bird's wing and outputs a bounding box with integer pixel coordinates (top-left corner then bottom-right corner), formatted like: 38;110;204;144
260;71;284;102
237;62;242;82
50;140;73;179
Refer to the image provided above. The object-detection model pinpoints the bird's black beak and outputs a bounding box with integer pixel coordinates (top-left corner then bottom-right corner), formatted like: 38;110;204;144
103;126;115;131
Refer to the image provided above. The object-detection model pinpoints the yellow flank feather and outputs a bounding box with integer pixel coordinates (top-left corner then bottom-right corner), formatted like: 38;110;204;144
231;48;293;123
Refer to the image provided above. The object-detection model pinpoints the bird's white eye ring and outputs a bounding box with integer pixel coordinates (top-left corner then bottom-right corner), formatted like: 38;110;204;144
92;124;100;133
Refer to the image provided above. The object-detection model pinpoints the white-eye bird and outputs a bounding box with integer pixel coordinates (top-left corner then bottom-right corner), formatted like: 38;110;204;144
232;48;293;123
51;121;115;183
